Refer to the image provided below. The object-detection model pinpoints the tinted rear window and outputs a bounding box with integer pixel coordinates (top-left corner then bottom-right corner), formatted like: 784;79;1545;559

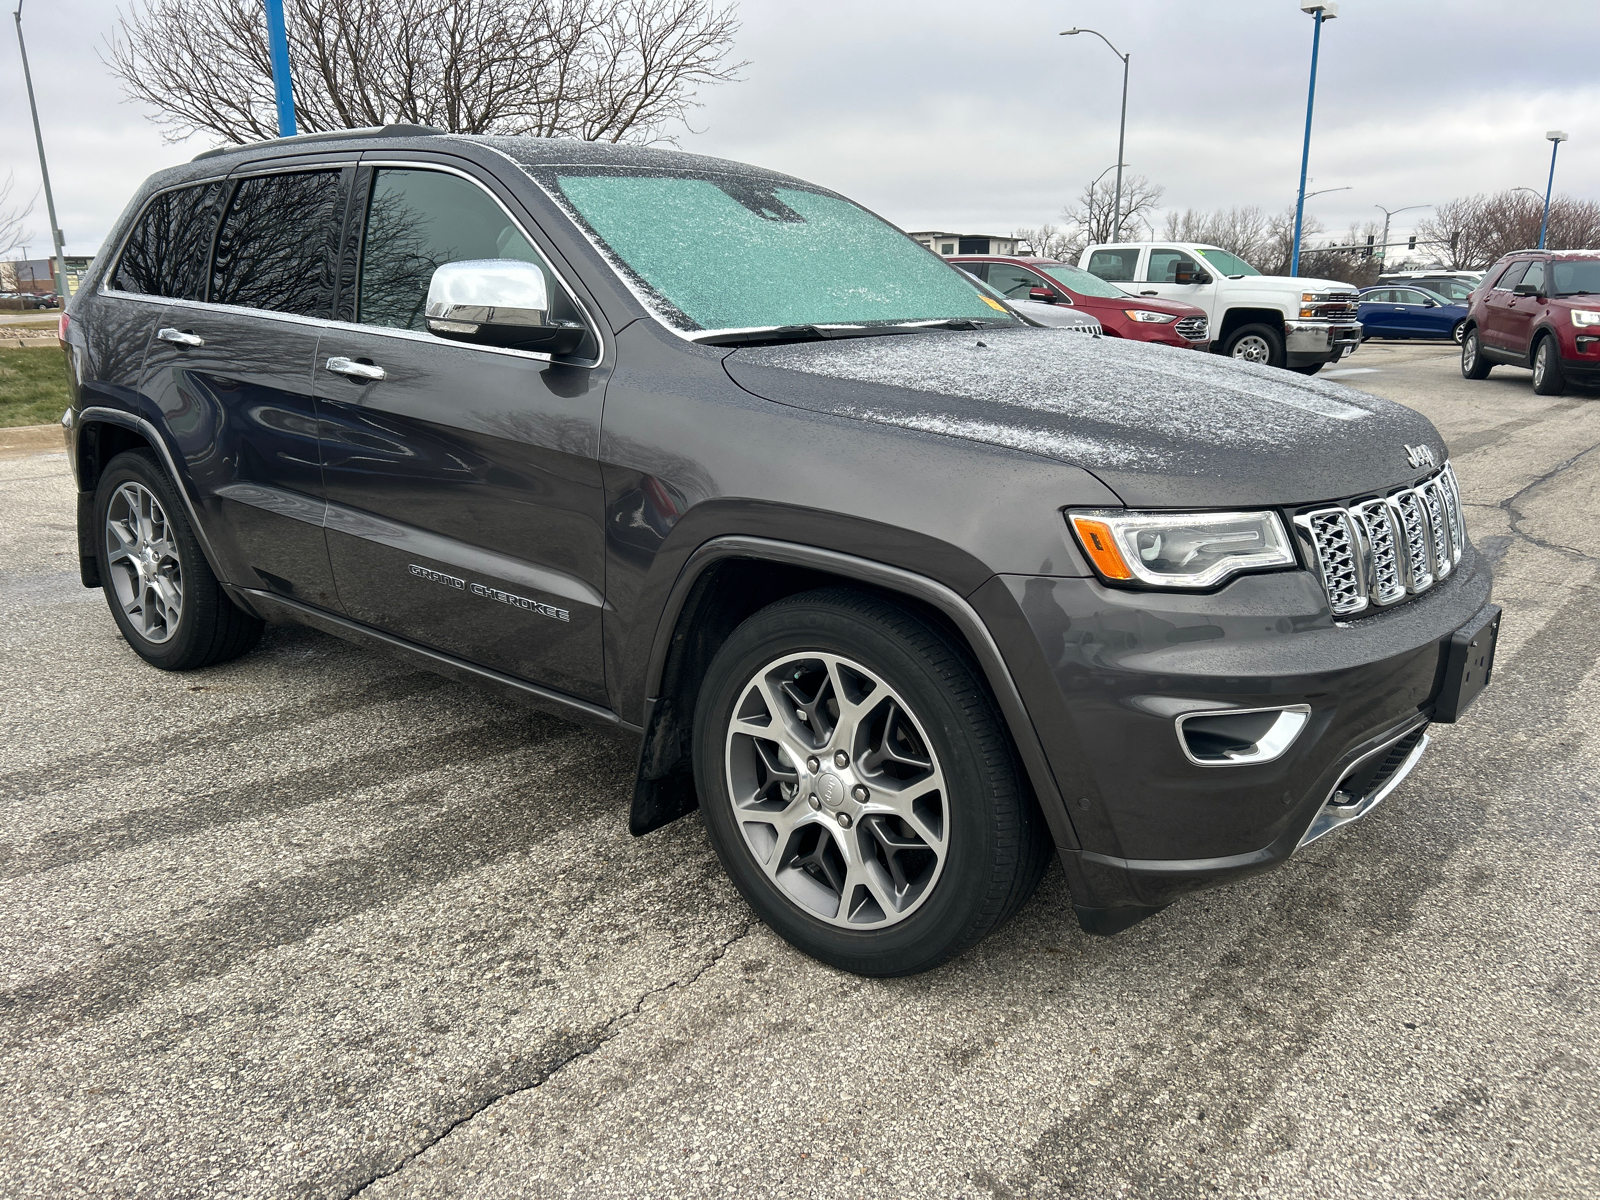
210;171;344;317
112;183;222;300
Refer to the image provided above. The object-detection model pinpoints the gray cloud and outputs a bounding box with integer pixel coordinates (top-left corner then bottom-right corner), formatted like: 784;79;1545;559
3;0;1595;259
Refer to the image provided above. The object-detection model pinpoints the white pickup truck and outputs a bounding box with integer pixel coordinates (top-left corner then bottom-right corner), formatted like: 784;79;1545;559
1077;242;1363;374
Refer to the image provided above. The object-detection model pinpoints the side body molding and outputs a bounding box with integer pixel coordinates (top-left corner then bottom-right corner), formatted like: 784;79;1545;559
634;535;1081;852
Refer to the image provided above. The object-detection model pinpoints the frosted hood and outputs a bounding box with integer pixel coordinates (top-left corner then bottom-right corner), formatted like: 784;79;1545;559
723;327;1445;509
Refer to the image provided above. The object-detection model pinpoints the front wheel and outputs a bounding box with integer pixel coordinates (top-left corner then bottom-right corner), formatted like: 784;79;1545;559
692;588;1051;977
1223;323;1285;369
1461;328;1492;380
1532;335;1566;396
94;449;263;670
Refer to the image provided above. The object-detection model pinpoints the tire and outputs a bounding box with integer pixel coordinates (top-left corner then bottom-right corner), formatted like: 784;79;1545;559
1292;362;1324;376
94;449;263;671
1223;323;1285;369
692;587;1051;977
1451;320;1466;346
1461;328;1492;380
1532;334;1566;396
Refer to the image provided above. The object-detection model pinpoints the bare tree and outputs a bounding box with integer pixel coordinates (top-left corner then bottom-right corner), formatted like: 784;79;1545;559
1416;190;1600;268
105;0;745;146
1059;172;1164;253
0;173;36;260
1161;205;1274;266
1010;224;1074;260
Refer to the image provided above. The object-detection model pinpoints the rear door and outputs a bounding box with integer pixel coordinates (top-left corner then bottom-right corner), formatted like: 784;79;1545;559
1357;289;1397;336
313;163;610;703
136;167;348;609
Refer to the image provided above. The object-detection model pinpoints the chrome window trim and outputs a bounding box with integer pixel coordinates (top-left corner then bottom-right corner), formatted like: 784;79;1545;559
100;158;606;370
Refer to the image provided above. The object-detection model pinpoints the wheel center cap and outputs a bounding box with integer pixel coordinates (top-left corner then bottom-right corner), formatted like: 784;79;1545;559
817;772;845;809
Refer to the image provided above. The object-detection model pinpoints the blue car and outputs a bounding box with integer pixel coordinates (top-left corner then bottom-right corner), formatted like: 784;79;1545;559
1357;284;1469;343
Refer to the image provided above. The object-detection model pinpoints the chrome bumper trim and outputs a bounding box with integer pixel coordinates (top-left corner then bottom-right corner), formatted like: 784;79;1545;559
1297;730;1429;848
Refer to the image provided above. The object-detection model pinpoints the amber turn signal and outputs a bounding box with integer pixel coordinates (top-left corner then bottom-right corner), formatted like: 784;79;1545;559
1069;515;1135;580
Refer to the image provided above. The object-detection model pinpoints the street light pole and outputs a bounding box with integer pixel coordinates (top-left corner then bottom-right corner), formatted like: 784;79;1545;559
1062;28;1130;242
1291;2;1337;278
1374;203;1430;265
1540;131;1568;250
12;0;68;302
264;0;297;137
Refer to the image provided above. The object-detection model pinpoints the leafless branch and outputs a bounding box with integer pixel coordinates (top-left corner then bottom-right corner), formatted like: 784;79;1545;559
0;173;39;260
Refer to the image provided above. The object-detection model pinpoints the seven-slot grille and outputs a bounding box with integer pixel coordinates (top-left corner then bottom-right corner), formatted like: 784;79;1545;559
1295;464;1466;617
1175;315;1209;341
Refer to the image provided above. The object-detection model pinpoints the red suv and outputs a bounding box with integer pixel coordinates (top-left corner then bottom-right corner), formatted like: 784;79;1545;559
1461;250;1600;394
951;256;1210;349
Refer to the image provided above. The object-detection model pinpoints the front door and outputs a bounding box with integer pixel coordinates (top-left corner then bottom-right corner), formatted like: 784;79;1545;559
137;168;348;609
1499;260;1545;357
1140;247;1217;311
315;165;610;704
1481;262;1529;351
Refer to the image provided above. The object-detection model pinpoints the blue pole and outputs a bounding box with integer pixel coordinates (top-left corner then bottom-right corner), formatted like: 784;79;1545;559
1290;13;1323;278
1539;139;1561;250
264;0;296;137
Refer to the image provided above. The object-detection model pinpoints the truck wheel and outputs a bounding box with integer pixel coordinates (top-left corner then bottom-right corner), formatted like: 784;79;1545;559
692;587;1051;977
1461;328;1492;380
1224;323;1284;368
94;449;264;671
1532;334;1566;396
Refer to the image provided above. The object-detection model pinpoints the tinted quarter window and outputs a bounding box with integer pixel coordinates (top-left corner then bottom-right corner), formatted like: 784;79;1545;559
112;183;222;300
1086;249;1137;281
359;168;552;332
210;171;343;317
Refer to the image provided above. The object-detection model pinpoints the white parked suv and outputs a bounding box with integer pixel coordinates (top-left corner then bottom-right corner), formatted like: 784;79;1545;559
1078;242;1363;374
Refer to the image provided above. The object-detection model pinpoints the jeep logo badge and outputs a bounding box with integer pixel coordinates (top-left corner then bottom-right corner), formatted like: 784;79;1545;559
1405;444;1436;469
818;773;845;808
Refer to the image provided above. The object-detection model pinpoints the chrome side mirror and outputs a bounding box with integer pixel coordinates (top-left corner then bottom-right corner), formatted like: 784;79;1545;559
425;259;587;355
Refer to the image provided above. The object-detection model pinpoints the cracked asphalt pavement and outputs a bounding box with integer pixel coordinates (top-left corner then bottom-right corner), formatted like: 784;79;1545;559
2;343;1598;1198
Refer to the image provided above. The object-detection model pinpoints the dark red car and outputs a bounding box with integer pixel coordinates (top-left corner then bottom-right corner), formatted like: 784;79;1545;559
950;255;1210;349
1461;250;1600;394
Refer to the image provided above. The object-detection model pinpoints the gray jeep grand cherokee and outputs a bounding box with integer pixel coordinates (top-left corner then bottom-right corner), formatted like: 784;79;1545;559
60;128;1499;976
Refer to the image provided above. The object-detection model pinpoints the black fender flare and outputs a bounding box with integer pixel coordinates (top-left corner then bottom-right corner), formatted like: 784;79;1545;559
632;534;1080;853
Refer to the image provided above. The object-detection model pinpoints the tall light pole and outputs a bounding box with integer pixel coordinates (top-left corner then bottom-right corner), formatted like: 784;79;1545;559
12;0;67;302
1374;203;1430;265
264;0;297;137
1290;2;1337;278
1540;131;1568;250
1061;28;1130;242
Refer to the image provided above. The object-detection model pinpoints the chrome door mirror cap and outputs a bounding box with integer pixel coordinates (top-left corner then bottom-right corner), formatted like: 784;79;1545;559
424;260;588;355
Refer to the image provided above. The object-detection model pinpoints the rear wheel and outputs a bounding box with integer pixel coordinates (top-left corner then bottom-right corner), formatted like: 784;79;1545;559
693;588;1051;977
1461;328;1492;380
1532;335;1566;395
1224;323;1285;369
94;449;263;670
1451;320;1467;345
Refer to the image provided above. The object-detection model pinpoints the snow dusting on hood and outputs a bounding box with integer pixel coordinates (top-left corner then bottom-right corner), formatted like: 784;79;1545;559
724;327;1446;509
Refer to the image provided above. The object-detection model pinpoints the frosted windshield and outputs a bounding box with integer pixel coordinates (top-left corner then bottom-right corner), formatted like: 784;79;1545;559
552;174;1005;333
1194;248;1260;277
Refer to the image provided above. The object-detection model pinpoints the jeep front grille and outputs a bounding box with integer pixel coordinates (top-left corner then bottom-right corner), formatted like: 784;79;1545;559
1175;315;1209;341
1295;464;1466;617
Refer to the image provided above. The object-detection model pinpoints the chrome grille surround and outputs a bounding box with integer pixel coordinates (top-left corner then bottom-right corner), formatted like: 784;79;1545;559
1175;315;1209;341
1294;464;1466;618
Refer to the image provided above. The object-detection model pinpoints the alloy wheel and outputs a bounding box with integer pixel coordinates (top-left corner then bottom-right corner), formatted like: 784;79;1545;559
104;481;184;643
723;652;949;929
1231;334;1271;364
1463;335;1477;370
1534;341;1549;387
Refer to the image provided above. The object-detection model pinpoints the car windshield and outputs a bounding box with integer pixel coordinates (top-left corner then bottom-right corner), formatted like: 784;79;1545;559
1039;263;1129;298
1551;260;1600;296
541;168;1016;336
1193;247;1260;276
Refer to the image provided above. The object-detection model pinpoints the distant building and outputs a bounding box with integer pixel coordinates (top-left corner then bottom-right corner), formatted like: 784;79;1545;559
906;232;1020;257
1;255;94;295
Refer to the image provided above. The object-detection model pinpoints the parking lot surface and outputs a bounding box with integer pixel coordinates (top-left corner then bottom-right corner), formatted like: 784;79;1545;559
2;343;1597;1199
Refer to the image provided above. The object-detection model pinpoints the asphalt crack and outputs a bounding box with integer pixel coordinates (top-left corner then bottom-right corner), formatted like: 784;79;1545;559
1497;436;1600;563
341;920;755;1199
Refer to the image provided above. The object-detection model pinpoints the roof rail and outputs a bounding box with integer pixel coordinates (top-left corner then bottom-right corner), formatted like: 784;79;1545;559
192;124;444;163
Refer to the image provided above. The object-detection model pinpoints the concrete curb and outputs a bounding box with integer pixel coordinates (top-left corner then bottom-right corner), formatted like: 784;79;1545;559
0;423;64;459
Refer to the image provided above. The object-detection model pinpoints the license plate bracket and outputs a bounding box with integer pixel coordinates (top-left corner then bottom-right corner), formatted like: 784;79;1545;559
1433;604;1500;723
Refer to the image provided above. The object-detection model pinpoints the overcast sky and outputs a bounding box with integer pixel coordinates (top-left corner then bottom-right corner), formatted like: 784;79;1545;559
3;0;1597;260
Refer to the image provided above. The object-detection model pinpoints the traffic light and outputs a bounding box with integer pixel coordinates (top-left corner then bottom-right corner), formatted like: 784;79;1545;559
1364;234;1374;259
1408;235;1416;250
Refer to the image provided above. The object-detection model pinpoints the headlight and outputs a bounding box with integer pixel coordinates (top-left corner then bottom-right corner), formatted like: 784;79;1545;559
1068;510;1295;589
1124;309;1177;323
1570;310;1600;327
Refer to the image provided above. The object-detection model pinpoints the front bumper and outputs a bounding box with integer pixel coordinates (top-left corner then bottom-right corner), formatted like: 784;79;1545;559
1285;319;1363;366
970;547;1493;928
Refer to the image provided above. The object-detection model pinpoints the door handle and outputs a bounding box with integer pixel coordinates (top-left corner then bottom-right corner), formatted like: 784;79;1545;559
157;327;205;348
325;356;386;382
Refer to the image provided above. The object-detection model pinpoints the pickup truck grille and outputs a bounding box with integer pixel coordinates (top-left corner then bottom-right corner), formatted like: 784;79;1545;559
1295;464;1465;617
1302;292;1360;321
1175;316;1208;341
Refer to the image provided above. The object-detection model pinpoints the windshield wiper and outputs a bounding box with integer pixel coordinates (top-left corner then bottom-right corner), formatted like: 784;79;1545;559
693;321;993;346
